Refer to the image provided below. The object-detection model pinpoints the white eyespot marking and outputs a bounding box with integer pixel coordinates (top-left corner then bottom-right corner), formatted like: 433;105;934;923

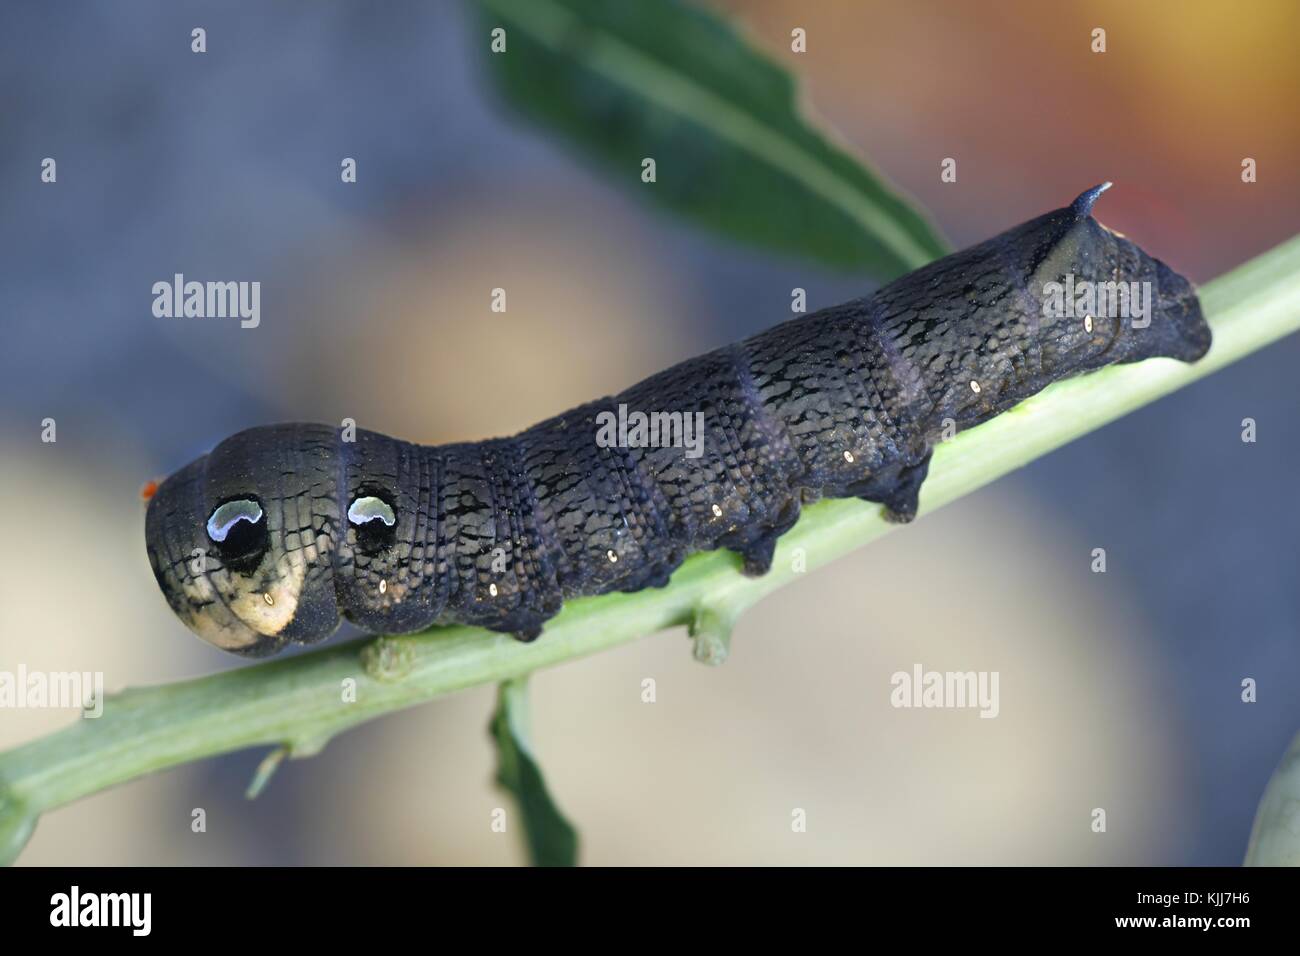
489;583;498;597
711;504;723;517
207;499;263;543
607;550;618;563
379;578;388;595
843;450;855;463
347;495;396;527
969;380;982;394
263;592;274;606
1085;314;1094;333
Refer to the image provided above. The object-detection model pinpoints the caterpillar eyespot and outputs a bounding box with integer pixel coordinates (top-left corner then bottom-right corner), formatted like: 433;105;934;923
145;186;1211;657
206;499;263;544
201;497;269;572
348;495;396;527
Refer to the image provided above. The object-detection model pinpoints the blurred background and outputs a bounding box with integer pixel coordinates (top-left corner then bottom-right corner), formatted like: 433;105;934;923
1;0;1297;865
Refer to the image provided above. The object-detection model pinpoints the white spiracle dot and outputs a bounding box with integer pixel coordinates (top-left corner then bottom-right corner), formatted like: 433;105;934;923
843;450;855;463
489;583;498;597
711;504;723;517
1084;314;1094;333
607;550;618;563
379;579;387;595
263;592;275;606
969;380;982;394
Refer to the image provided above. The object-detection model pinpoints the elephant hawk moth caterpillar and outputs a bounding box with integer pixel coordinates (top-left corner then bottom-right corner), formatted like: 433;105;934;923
146;185;1211;656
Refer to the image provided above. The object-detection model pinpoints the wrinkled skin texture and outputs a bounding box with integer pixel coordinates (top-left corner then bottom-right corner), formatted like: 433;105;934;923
146;187;1211;656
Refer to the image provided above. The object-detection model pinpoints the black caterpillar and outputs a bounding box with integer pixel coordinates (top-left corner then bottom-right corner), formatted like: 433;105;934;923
146;185;1211;656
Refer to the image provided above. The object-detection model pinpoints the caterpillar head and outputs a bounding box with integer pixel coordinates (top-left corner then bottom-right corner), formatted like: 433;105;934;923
145;423;425;657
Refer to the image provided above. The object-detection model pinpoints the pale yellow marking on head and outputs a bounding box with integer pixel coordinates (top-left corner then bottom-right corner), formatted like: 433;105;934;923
188;615;261;651
178;567;261;650
226;550;307;636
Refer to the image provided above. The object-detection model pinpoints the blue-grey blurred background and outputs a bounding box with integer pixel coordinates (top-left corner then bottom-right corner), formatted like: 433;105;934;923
1;0;1297;864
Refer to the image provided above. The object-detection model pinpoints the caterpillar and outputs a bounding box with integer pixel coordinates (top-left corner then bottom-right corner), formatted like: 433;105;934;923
146;185;1211;657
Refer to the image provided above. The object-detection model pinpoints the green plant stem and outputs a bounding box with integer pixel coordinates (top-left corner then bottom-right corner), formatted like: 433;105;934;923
2;236;1299;864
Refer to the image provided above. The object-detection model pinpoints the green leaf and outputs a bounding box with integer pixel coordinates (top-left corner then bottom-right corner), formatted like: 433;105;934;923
474;0;949;277
1244;729;1300;866
488;677;579;866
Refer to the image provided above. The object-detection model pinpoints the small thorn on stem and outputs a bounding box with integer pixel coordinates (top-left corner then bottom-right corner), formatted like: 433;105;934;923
246;746;287;800
688;605;738;666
